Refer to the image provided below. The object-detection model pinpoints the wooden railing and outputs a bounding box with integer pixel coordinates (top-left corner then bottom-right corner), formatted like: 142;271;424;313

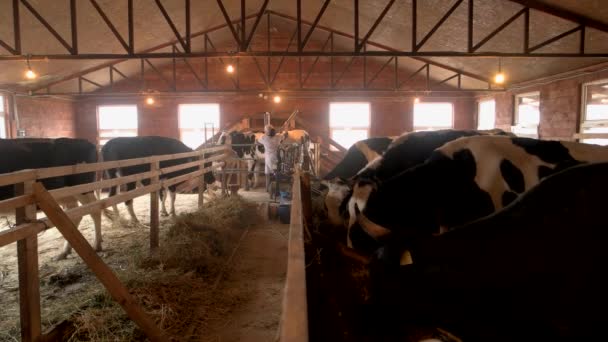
279;169;312;342
0;144;230;342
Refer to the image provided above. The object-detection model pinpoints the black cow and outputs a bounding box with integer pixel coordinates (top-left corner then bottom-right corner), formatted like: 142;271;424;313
347;135;608;265
323;136;396;181
102;136;215;223
324;129;513;228
1;137;100;260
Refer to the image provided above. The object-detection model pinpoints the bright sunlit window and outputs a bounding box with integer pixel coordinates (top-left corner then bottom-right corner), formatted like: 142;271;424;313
578;79;608;145
97;105;138;146
0;95;6;139
413;102;453;131
179;104;221;149
512;92;540;138
477;99;496;130
329;102;370;150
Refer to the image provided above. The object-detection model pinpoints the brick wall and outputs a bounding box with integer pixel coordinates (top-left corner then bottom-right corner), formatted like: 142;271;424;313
0;94;77;138
491;69;608;140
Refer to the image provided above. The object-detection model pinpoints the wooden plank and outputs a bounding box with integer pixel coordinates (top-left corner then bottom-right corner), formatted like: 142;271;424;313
32;182;169;342
150;160;160;253
0;183;161;247
0;194;34;212
50;170;158;201
0;169;36;187
15;179;42;342
279;170;309;342
300;172;313;241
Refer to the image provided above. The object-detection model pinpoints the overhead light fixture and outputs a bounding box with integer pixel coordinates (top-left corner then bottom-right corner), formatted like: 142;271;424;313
24;54;37;80
145;96;155;105
273;95;282;103
414;97;420;103
226;64;235;73
493;58;506;85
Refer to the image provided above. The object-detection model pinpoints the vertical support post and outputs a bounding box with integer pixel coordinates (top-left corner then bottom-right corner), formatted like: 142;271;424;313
300;172;313;238
580;25;585;54
198;153;206;208
354;0;359;52
128;0;134;54
204;34;209;88
70;0;77;54
185;0;191;52
412;0;417;51
330;32;334;88
297;0;302;52
15;178;41;342
468;0;473;52
267;11;271;85
13;0;21;54
149;159;160;253
241;0;246;51
109;66;114;91
524;8;530;53
394;57;399;89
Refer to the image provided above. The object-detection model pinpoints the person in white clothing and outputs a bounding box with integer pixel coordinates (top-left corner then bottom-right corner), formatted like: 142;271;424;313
257;124;283;192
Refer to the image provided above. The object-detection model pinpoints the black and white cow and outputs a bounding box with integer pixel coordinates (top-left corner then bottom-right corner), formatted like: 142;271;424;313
1;137;101;260
102;136;215;223
324;129;513;227
347;135;608;265
217;130;264;188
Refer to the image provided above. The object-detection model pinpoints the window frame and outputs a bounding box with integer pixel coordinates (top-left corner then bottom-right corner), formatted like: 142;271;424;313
512;91;540;139
477;98;496;130
575;79;608;145
96;104;139;146
0;94;6;139
178;103;221;149
329;102;371;150
413;101;454;132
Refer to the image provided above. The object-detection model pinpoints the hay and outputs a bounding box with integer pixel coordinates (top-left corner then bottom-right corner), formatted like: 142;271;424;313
64;195;261;341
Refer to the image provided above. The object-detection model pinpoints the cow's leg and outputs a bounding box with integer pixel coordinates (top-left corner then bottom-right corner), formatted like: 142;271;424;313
55;199;83;260
169;189;177;216
124;181;140;224
106;169;121;220
75;192;103;252
160;187;169;217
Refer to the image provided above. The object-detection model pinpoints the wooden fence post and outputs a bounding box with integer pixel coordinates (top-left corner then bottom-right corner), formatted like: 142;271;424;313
150;159;160;253
198;154;205;208
33;182;169;342
15;177;42;341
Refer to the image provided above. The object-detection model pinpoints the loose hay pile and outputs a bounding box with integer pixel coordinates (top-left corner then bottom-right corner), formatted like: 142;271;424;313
4;195;261;341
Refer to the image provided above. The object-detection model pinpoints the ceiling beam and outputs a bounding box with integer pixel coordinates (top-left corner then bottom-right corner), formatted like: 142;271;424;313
507;0;608;33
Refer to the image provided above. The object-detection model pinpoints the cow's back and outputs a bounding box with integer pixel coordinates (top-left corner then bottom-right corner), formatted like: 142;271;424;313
0;139;36;199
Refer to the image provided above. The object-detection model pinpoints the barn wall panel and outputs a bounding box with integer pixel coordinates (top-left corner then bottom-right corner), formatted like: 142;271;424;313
16;97;76;138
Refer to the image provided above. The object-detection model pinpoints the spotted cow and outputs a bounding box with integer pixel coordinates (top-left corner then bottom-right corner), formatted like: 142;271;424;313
324;129;513;228
347;135;608;265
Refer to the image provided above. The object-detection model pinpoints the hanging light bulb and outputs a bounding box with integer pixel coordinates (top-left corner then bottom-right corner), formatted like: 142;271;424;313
273;95;282;103
414;97;420;103
145;96;155;105
493;58;506;84
226;64;235;73
24;55;37;80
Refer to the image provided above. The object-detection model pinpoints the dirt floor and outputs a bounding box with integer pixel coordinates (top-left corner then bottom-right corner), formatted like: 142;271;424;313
0;186;289;341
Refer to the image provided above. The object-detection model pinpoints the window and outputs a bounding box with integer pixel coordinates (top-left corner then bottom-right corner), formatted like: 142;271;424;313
512;92;540;138
329;102;370;150
0;95;6;138
413;102;453;131
477;99;496;130
178;104;220;149
578;79;608;146
97;105;138;146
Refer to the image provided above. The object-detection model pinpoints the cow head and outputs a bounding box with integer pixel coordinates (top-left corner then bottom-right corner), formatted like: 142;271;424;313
322;177;353;228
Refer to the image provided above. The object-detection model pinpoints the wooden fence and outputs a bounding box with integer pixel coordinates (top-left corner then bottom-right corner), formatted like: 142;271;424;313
278;169;313;342
0;144;230;342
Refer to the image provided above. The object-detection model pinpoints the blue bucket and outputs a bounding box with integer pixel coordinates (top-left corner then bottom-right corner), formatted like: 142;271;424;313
278;204;291;224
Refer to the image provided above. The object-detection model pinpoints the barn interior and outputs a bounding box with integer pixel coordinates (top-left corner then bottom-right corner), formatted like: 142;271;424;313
1;0;608;341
